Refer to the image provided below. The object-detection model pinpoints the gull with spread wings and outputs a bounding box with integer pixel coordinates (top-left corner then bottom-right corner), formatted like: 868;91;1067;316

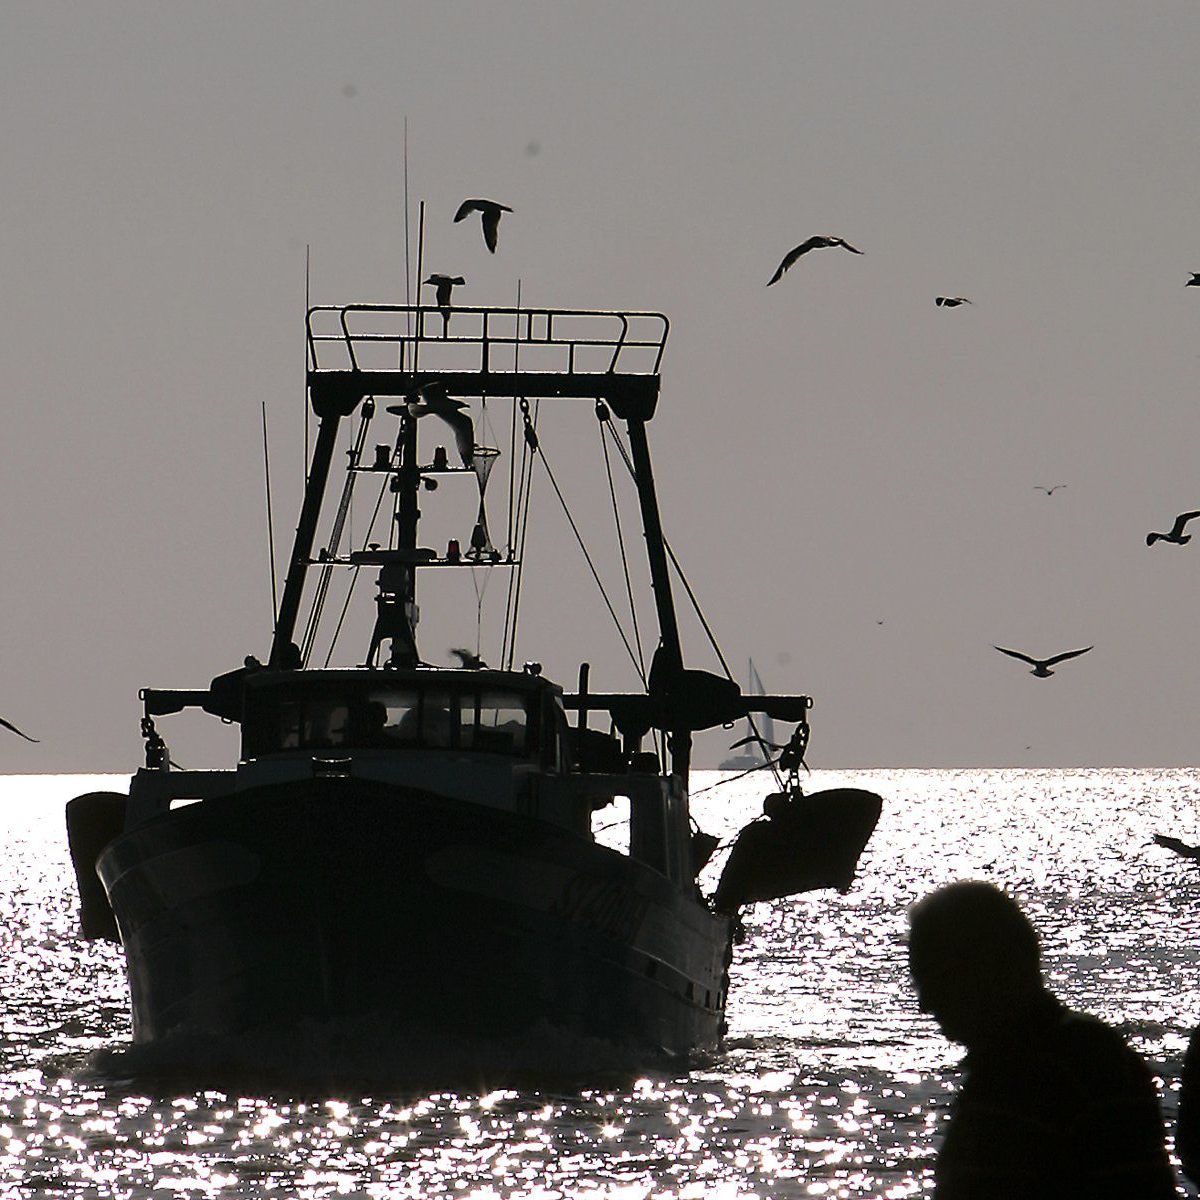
1146;510;1200;546
387;381;475;468
993;645;1093;678
454;199;511;253
766;236;863;286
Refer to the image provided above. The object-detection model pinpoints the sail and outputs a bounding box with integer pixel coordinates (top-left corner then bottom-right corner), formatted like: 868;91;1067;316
748;659;775;749
719;658;772;770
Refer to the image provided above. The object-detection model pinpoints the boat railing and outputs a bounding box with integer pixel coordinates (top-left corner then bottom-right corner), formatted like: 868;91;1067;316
307;304;669;380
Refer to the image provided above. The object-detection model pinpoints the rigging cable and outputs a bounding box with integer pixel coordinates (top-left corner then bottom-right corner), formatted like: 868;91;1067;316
501;281;529;669
299;398;375;665
261;400;279;626
600;419;734;677
303;245;311;484
504;298;520;551
601;419;784;789
502;398;539;671
524;412;645;678
597;402;648;684
321;464;394;667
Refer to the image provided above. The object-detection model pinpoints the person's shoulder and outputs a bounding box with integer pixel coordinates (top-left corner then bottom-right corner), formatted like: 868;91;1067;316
1057;1007;1133;1052
1054;1008;1155;1089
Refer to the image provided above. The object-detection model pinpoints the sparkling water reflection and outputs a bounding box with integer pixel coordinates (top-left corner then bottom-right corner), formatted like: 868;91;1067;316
2;770;1199;1196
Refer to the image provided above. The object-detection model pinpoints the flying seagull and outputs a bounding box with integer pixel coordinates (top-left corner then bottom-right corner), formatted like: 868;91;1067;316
766;236;863;286
1146;510;1200;546
0;715;38;743
423;274;465;335
1034;485;1067;495
450;647;487;669
993;645;1093;677
935;296;972;307
387;381;475;467
1187;274;1200;287
454;199;511;253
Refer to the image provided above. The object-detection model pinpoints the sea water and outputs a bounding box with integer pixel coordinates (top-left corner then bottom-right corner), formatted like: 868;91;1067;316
2;768;1199;1198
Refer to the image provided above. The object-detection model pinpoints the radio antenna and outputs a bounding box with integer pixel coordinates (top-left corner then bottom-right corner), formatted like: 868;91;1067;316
261;400;279;624
403;118;412;342
413;200;426;372
303;243;311;476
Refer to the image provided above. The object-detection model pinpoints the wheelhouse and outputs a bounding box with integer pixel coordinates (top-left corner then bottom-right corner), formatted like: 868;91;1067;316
240;669;569;771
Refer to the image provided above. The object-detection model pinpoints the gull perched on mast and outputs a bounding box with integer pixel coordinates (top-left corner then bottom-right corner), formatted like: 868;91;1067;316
423;274;465;335
1146;510;1200;546
993;645;1093;678
766;236;863;286
454;199;512;253
388;382;475;468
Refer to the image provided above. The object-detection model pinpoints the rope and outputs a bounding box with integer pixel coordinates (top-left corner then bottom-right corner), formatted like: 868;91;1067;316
691;754;783;797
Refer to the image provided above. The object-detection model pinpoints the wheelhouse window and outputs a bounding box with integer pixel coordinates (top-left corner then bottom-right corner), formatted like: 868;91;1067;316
244;682;540;759
460;691;529;756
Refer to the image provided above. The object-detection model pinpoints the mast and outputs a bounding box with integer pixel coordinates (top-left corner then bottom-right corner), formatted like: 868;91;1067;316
365;410;421;667
623;414;691;779
269;409;347;668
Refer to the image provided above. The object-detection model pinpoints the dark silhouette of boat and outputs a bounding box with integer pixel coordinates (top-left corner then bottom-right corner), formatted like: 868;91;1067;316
67;300;880;1067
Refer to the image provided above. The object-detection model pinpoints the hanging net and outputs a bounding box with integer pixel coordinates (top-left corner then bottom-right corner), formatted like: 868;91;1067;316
468;446;501;560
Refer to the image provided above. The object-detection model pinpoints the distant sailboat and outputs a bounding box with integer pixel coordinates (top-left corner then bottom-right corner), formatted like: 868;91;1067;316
720;660;775;770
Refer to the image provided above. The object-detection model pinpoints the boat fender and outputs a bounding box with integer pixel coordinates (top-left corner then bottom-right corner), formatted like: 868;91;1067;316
65;791;127;941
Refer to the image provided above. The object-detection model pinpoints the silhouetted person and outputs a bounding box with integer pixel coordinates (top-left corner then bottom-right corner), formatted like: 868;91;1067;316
907;881;1176;1199
1177;1027;1200;1187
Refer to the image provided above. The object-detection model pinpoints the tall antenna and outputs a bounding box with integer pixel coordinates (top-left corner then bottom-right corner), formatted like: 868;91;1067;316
304;244;311;478
261;400;279;625
403;118;412;335
413;201;426;372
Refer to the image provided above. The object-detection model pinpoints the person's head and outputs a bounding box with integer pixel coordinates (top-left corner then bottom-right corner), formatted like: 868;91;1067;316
907;881;1044;1048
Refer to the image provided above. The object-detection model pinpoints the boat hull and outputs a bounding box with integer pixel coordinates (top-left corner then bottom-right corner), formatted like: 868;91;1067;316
96;777;732;1060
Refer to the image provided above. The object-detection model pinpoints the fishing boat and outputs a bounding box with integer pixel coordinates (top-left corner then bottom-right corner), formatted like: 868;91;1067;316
67;300;881;1065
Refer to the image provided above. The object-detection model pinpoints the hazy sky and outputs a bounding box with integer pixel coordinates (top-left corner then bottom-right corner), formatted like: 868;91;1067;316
5;2;1200;771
